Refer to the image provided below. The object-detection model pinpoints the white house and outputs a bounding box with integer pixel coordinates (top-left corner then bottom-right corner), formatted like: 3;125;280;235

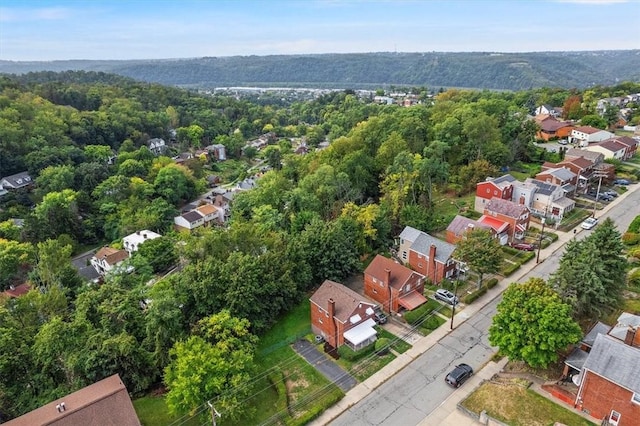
585;139;628;161
148;138;167;155
570;126;614;147
174;210;205;232
122;230;161;256
90;247;130;276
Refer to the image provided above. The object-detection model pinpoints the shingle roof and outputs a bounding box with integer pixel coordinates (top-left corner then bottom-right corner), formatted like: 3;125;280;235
181;210;204;223
583;334;640;393
309;280;374;323
1;283;31;298
196;204;218;216
560;157;593;169
524;178;560;196
485;198;528;218
540;167;576;181
593;139;626;153
446;215;491;237
0;171;32;189
487;174;516;189
612;136;637;148
399;225;422;243
582;321;611;348
565;148;603;163
573;125;602;134
410;233;456;263
94;247;129;266
609;312;640;341
364;254;423;290
6;374;140;426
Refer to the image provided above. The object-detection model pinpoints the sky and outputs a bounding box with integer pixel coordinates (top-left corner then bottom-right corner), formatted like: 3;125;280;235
0;0;639;61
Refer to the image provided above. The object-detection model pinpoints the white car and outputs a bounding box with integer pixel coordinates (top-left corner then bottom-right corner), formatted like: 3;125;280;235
581;217;598;230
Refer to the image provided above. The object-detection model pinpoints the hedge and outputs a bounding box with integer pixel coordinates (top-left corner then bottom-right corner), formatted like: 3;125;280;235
268;370;289;423
462;286;488;304
486;278;499;289
403;299;439;325
622;232;640;246
501;262;521;277
287;386;344;426
337;342;375;361
629;216;640;233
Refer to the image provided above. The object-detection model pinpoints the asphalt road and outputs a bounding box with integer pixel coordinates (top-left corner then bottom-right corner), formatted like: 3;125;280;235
330;183;640;426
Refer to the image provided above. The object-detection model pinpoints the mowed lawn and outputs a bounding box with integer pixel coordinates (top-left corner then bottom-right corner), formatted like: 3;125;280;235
461;379;596;426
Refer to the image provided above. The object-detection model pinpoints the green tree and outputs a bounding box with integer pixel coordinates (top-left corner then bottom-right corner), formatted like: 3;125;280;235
489;278;582;368
135;235;178;273
455;228;502;290
580;114;607;129
0;239;33;289
164;311;257;419
153;164;198;205
35;165;75;198
84;144;113;163
29;189;82;241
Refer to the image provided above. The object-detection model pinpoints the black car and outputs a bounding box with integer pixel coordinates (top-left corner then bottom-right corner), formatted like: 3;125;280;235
373;307;387;324
445;363;473;388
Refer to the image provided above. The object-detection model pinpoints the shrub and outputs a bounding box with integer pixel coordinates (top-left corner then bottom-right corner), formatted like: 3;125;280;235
268;370;288;422
629;247;640;260
288;387;344;426
337;342;375;361
628;216;640;234
462;286;488;304
421;315;444;331
622;232;640;246
403;299;439;324
486;278;499;289
375;337;391;354
501;262;521;277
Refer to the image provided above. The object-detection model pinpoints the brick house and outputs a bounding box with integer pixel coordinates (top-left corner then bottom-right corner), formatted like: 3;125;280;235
535;115;574;141
586;139;630;161
534;167;578;196
398;226;458;284
445;215;492;244
483;198;531;242
310;280;378;350
545;157;597;193
474;174;516;213
364;254;426;314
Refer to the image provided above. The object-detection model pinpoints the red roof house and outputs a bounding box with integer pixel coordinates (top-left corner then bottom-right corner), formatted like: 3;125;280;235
364;254;426;314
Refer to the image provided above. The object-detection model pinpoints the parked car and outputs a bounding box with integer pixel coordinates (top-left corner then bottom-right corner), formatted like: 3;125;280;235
445;363;474;388
510;242;536;251
434;288;459;306
603;190;618;198
558;139;568;145
373;307;387;324
613;179;630;185
581;217;598;230
597;193;613;202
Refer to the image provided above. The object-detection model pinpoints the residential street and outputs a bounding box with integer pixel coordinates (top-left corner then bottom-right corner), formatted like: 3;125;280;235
315;182;640;426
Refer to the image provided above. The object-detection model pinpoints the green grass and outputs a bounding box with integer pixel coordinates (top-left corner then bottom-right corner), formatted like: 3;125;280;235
376;327;412;354
133;395;202;426
462;380;596;426
257;301;311;355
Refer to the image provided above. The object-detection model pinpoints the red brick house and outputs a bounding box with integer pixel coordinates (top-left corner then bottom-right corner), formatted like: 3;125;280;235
483;198;530;242
310;280;378;350
474;174;517;213
535;115;574;141
534;167;578;195
364;254;426;314
575;331;640;426
398;226;458;284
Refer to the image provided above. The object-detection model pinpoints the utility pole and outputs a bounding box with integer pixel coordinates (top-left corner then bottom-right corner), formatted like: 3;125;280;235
591;168;607;218
207;401;221;426
450;280;458;331
536;217;546;264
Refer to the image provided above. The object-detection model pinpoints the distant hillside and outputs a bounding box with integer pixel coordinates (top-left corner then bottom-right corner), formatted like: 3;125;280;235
1;50;639;91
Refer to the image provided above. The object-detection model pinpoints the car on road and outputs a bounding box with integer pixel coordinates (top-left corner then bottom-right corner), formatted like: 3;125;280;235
581;217;598;230
434;288;459;306
613;179;630;185
445;363;473;388
510;242;536;251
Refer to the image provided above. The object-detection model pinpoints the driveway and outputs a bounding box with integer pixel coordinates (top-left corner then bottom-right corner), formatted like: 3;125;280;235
292;340;357;392
71;250;100;281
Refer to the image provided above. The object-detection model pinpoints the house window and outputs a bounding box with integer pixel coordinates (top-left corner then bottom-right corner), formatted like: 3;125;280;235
402;251;407;259
373;289;377;294
632;393;640;405
373;277;377;284
418;263;423;268
318;318;323;324
609;410;621;426
486;188;490;193
494;190;498;196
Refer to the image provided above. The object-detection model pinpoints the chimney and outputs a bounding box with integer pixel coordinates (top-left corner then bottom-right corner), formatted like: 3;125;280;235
625;326;639;347
429;244;437;281
384;268;391;287
328;298;337;347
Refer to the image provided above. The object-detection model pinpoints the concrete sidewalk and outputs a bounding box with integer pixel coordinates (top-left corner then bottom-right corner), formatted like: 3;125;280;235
311;183;639;426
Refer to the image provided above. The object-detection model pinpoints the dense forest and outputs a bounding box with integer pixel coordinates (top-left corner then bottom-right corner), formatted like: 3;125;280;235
1;71;639;422
1;50;639;91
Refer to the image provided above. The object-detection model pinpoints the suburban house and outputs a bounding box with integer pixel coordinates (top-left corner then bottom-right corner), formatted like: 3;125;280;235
535;115;574;141
211;194;232;222
567;313;640;426
364;254;427;313
173;204;224;232
5;374;140;426
205;144;227;161
0;171;33;196
544;157;598;193
1;283;31;299
519;178;575;220
122;230;161;256
147;138;167;155
90;247;130;276
310;280;379;351
535;167;578;196
474;174;516;213
569;126;614;147
398;226;458;284
174;210;205;232
445;215;492;244
586;136;638;161
535;105;562;117
482;198;531;242
564;148;604;165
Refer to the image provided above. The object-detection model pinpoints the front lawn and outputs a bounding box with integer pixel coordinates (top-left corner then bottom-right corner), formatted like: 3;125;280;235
133;395;201;426
461;378;596;426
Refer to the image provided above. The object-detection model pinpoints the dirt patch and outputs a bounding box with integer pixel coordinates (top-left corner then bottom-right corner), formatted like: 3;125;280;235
502;359;564;381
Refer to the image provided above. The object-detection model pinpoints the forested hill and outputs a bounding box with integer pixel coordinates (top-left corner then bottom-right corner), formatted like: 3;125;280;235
1;50;639;91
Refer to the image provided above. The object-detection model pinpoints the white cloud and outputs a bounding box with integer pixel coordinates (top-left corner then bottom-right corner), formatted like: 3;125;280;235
0;6;72;22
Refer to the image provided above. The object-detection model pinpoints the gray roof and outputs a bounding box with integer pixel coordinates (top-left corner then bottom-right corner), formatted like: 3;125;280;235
553;196;575;208
485;198;528;218
490;174;517;188
410;232;456;262
565;347;590;371
565;148;603;163
446;215;491;237
609;312;640;341
583;333;640;393
1;171;32;189
524;178;560;196
181;210;203;223
582;321;611;348
399;225;422;243
546;167;576;181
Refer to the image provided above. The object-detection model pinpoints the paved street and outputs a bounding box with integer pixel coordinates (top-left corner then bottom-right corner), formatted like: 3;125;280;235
309;181;640;426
